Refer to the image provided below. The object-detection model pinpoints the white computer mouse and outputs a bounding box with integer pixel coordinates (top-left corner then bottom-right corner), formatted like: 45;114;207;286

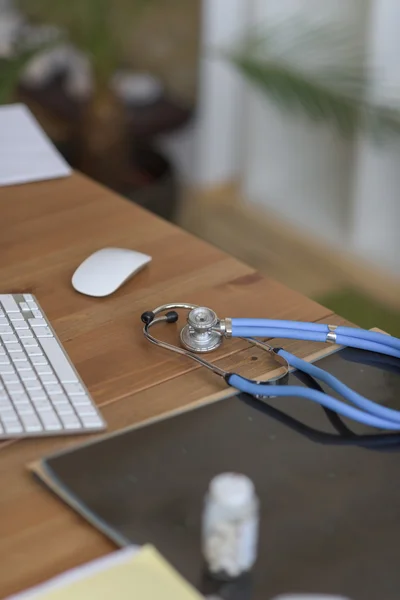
72;247;152;297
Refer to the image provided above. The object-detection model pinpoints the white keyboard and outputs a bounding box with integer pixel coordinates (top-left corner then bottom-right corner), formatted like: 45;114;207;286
0;294;106;438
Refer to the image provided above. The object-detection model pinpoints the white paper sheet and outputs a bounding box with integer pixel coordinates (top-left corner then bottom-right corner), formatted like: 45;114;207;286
0;103;72;187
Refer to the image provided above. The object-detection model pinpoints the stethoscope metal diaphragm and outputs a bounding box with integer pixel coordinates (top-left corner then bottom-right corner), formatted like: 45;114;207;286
180;306;223;353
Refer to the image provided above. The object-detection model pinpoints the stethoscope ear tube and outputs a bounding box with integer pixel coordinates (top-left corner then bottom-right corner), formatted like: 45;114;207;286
227;374;400;430
231;323;400;359
232;320;400;352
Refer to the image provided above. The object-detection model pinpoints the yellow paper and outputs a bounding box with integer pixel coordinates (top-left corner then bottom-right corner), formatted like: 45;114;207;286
17;546;203;600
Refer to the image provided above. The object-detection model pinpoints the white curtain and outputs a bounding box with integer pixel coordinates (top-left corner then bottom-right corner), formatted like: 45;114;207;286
195;0;400;277
351;0;400;275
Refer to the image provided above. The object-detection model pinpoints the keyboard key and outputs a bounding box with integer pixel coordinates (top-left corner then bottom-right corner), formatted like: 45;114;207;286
27;300;38;310
10;393;29;404
42;412;61;423
0;399;13;410
19;302;30;312
56;405;74;416
1;334;17;344
14;321;29;330
11;389;29;399
9;313;24;321
52;394;69;405
76;405;98;417
23;294;34;302
0;365;15;375
7;343;22;353
38;337;79;383
5;422;23;434
39;407;57;419
5;382;24;394
25;381;43;391
29;318;47;328
26;347;43;357
2;373;19;383
35;327;53;338
2;410;19;422
11;352;27;362
64;383;85;396
18;369;37;379
32;310;42;319
17;330;34;338
81;416;103;429
39;373;57;384
35;365;52;375
29;390;48;400
0;326;12;335
31;400;52;411
5;397;25;410
13;395;30;405
20;415;42;432
43;383;63;395
31;356;48;366
40;417;62;431
60;415;81;430
69;396;91;406
0;295;19;312
0;356;10;365
21;338;38;347
17;405;36;416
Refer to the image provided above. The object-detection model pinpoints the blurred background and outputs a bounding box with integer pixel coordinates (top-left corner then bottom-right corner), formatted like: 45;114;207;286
1;0;399;333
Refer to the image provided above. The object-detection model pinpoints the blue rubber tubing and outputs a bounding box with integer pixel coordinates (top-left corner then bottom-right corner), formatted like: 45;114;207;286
228;374;400;430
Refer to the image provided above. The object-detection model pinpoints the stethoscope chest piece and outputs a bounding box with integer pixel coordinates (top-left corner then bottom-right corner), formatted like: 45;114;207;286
180;306;223;353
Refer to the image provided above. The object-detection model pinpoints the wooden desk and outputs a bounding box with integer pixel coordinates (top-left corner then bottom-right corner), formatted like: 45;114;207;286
0;173;342;597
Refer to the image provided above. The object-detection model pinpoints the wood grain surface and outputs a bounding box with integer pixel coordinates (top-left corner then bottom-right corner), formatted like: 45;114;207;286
0;173;341;597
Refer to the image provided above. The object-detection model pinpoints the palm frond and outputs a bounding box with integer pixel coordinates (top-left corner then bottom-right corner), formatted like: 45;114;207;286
230;55;362;137
225;18;400;140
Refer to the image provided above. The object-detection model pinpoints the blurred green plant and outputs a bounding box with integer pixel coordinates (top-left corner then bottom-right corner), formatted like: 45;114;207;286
225;17;400;140
0;9;60;105
0;0;158;186
19;0;153;90
0;46;43;104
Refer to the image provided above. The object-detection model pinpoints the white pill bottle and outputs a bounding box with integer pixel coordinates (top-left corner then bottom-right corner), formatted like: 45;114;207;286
202;472;260;580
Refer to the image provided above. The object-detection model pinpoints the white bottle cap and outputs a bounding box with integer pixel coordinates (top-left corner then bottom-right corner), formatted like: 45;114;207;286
209;473;255;510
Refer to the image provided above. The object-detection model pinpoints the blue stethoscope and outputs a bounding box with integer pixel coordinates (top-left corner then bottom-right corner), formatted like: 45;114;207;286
141;304;400;431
